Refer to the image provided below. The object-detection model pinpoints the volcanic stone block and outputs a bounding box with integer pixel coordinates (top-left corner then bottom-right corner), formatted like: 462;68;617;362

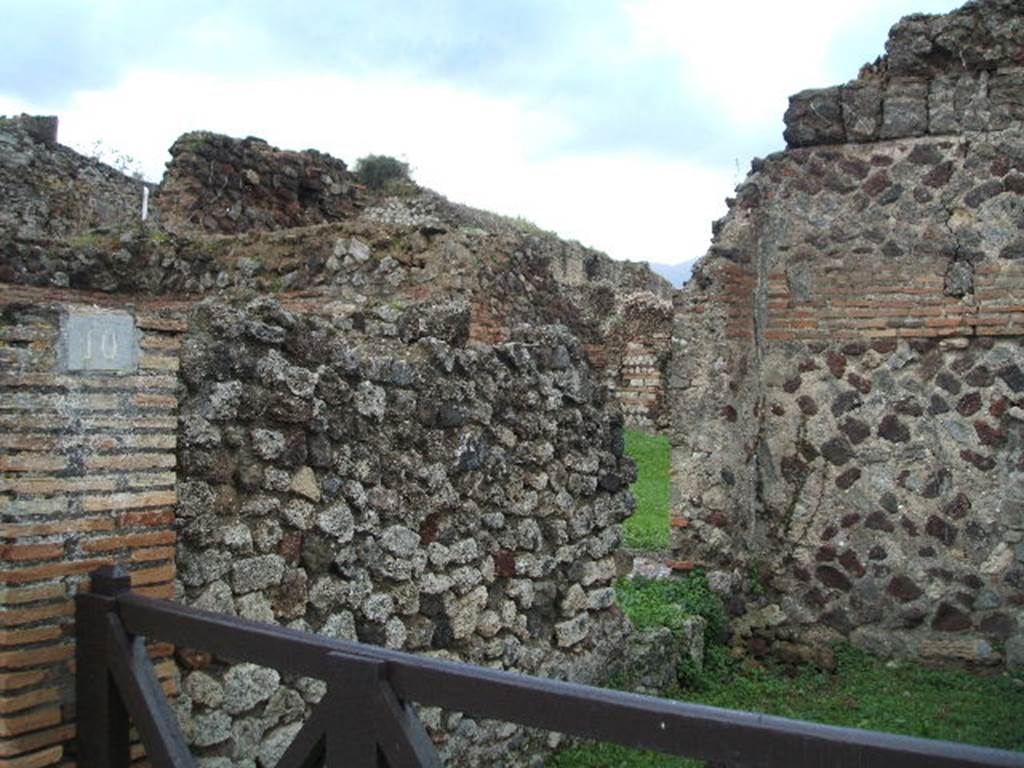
989;70;1024;130
841;81;882;141
880;78;929;139
928;75;960;134
784;87;845;148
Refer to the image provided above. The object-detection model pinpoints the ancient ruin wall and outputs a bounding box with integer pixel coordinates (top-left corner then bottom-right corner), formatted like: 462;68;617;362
172;298;635;764
154;132;361;235
672;0;1024;666
0;283;636;767
0;127;644;766
3;123;676;433
0;284;184;766
601;293;674;431
0;114;665;765
0;116;147;248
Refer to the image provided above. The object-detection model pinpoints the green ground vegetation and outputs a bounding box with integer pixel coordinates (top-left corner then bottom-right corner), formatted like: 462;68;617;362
551;643;1024;767
614;575;724;640
622;430;672;550
551;442;1024;768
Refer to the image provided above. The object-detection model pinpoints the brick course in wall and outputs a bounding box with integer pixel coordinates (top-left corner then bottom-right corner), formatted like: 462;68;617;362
762;253;1024;344
0;285;183;768
603;294;674;431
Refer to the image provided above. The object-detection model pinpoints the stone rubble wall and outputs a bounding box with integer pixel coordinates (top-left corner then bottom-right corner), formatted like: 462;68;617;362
2;123;677;437
0;116;147;245
671;0;1024;667
470;289;674;431
172;297;635;765
0;284;184;767
154;132;361;235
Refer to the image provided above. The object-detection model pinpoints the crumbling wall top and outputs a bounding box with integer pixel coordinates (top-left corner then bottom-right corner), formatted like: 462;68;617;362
784;0;1024;147
154;131;361;235
0;113;58;144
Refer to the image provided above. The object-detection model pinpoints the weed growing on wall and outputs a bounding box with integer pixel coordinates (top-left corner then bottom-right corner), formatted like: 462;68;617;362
80;138;147;180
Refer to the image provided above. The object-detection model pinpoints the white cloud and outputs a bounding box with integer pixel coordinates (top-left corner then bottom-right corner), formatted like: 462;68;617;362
486;152;731;265
18;1;977;268
625;0;881;130
1;70;728;264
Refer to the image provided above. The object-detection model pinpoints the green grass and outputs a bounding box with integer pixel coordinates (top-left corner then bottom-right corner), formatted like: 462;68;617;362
623;430;671;550
550;646;1024;767
614;575;724;640
559;430;1024;766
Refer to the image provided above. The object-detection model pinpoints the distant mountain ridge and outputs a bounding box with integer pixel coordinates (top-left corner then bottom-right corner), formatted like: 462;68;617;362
647;259;696;288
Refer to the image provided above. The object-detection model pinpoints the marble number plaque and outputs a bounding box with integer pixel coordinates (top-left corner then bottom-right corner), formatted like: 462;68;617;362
61;309;139;372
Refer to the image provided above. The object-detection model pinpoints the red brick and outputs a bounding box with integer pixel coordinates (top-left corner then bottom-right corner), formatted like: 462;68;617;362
83;454;175;471
0;545;63;564
0;604;73;629
0;688;60;716
0;477;116;496
130;394;177;410
80;531;176;554
0;559;112;586
0;626;62;648
0;707;61;738
80;415;175;430
0;518;114;540
0;744;63;767
0;455;67;473
119;509;175;528
138;335;181;351
0;671;48;695
0;723;74;757
81;490;176;513
129;563;175;587
0;436;58;452
0;585;65;608
0;644;73;670
129;546;175;563
139;355;178;372
134;314;187;332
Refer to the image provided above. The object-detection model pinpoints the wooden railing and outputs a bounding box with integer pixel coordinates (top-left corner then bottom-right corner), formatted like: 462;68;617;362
75;565;1024;767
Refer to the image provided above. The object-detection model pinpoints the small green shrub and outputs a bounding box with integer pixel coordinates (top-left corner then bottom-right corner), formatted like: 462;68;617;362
353;154;411;191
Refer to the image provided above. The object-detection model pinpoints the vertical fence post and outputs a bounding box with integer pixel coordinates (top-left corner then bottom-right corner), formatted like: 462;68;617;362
326;652;388;767
76;564;133;768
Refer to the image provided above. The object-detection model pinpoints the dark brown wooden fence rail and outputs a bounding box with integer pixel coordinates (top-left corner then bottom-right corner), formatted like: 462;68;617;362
75;565;1024;768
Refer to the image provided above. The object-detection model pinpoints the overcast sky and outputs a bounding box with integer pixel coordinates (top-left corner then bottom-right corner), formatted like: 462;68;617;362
1;0;960;266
